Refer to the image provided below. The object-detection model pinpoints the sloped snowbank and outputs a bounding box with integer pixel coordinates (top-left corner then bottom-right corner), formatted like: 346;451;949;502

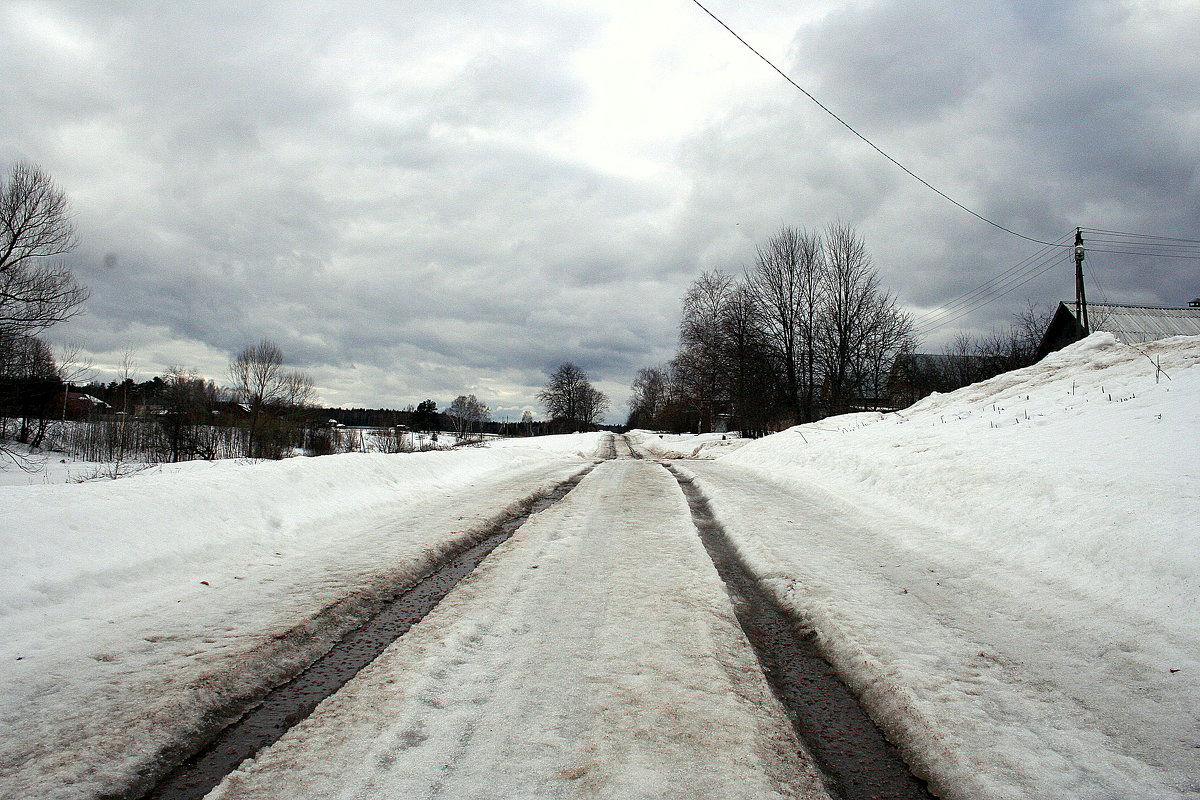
701;333;1200;798
722;333;1199;622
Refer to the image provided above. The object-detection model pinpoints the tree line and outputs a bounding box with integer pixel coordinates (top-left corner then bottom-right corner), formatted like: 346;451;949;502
631;223;1052;435
629;223;912;434
1;163;90;463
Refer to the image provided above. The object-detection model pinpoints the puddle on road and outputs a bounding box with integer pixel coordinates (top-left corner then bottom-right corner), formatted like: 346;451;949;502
667;465;936;800
139;466;594;800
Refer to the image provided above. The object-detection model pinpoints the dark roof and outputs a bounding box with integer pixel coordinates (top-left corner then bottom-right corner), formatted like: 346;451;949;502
1060;302;1200;343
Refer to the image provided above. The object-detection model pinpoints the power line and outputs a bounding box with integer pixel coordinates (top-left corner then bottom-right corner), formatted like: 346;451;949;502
1083;235;1200;249
1085;251;1113;306
1083;248;1200;260
914;249;1069;334
1081;227;1200;244
1077;228;1200;258
690;0;1067;248
913;240;1071;332
910;232;1073;326
688;4;1200;329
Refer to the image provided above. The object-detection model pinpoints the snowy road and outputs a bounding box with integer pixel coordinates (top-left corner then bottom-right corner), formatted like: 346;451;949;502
208;456;830;800
4;335;1195;799
0;445;597;799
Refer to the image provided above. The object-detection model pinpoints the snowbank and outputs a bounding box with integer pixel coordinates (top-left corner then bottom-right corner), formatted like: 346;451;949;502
697;333;1200;798
722;333;1200;624
488;431;609;458
1;447;582;615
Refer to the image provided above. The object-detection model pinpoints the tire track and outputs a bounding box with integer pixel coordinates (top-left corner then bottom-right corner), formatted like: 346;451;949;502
138;465;596;800
664;463;936;800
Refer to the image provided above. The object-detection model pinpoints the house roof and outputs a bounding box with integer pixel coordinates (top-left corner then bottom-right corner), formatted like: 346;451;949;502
1060;301;1200;343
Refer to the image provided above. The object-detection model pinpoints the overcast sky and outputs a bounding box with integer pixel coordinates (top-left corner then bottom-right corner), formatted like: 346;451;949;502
3;0;1197;422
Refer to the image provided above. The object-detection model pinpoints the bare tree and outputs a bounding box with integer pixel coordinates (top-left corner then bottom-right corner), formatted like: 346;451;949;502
576;383;609;430
746;226;824;423
159;367;227;462
819;222;912;413
0;163;88;340
54;341;95;389
933;301;1055;393
721;282;781;434
626;365;669;429
446;394;490;441
538;363;608;431
676;270;734;432
1013;301;1054;364
117;349;138;413
228;339;314;458
280;370;316;410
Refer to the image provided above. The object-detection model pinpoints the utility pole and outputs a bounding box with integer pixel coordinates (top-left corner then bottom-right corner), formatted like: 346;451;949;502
1074;228;1090;335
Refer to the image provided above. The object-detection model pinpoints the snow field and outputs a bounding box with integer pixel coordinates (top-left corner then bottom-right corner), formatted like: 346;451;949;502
0;440;601;799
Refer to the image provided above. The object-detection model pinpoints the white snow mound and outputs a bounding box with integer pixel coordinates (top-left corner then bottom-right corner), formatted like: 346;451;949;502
722;333;1200;623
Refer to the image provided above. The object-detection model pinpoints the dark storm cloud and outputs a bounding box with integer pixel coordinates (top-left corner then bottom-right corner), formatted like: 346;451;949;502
0;0;677;412
1;0;1195;419
680;0;1200;344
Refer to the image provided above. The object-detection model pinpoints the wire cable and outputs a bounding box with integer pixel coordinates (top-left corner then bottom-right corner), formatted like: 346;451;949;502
1085;252;1113;306
914;249;1069;334
1081;227;1200;244
909;243;1057;325
1083;235;1200;248
909;232;1073;326
690;0;1068;248
1083;247;1200;260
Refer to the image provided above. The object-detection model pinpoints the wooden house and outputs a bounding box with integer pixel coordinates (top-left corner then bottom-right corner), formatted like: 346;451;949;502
1036;301;1200;360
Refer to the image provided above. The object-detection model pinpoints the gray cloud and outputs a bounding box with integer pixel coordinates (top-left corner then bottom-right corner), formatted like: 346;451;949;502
1;0;1196;421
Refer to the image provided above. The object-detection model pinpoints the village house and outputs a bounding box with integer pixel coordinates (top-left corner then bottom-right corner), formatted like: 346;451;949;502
1036;299;1200;360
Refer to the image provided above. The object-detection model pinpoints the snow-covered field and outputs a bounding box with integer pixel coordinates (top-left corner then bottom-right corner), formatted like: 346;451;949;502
679;333;1200;799
0;449;221;487
0;430;481;487
0;433;606;798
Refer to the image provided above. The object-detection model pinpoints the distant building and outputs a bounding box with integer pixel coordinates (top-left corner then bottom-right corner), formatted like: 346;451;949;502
1036;301;1200;360
59;392;111;419
210;400;253;419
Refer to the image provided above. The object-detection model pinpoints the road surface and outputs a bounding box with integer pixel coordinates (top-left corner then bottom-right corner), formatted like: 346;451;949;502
208;454;831;799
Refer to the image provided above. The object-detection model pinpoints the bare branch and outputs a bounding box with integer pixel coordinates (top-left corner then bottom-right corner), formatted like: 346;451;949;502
0;163;87;339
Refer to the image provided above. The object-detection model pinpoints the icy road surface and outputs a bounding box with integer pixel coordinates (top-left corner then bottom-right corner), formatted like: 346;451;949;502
208;458;830;800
